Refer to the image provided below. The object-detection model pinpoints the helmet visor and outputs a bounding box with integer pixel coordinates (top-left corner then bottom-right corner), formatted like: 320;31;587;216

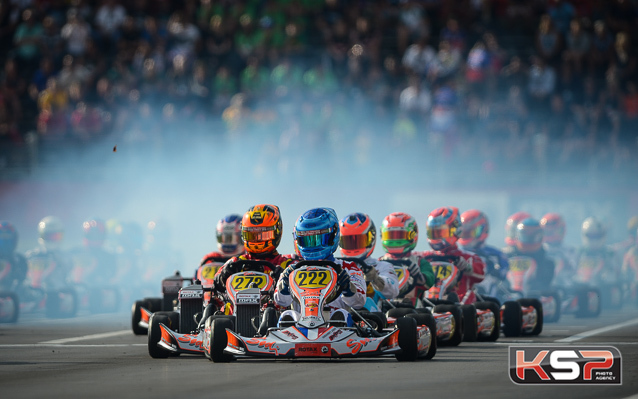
381;230;408;241
460;225;484;240
427;226;456;240
296;228;335;249
42;232;64;242
339;233;371;250
217;232;237;244
584;231;604;240
242;227;275;242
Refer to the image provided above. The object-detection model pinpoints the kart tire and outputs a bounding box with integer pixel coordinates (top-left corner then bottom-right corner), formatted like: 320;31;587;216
461;304;478;342
414;307;432;315
422;313;438;360
0;291;19;323
575;287;601;318
518;298;543;336
475;301;500;342
144;297;163;312
395;317;418;362
258;307;278;336
541;290;561;323
357;311;386;332
148;314;170;358
502;301;523;337
132;300;148;335
210;318;234;363
433;304;463;346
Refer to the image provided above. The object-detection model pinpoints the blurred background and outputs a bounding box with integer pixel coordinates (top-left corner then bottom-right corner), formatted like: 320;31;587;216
0;0;637;270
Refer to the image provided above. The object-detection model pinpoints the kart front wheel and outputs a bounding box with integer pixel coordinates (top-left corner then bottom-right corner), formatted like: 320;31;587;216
433;304;463;346
131;300;148;335
395;317;418;362
475;301;500;342
210;318;234;363
461;304;478;342
148;314;170;359
0;291;19;323
502;301;523;337
518;298;543;336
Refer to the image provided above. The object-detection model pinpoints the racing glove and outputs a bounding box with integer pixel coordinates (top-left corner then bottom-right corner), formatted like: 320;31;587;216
276;267;293;296
337;269;356;297
457;257;474;274
407;261;426;285
365;267;385;290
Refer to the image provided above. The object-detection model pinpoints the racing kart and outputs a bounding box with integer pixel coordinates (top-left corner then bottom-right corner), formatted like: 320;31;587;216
203;260;436;362
147;260;277;358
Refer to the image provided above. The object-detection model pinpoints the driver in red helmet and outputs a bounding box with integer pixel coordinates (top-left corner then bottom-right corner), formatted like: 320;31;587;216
420;207;486;304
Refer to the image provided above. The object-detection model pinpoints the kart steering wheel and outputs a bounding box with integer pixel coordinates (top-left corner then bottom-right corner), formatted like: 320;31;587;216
226;260;276;274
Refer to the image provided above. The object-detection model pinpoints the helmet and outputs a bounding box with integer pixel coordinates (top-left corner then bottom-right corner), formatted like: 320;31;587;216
459;209;489;249
241;204;282;255
338;213;376;259
216;214;243;256
628;216;638;238
426;207;461;251
540;213;565;245
38;216;64;250
582;217;606;249
83;218;106;248
380;212;418;255
0;221;18;255
505;211;531;246
294;208;339;260
515;218;543;252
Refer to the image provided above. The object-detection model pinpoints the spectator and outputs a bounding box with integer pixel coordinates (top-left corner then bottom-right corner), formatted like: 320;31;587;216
61;8;91;57
95;0;127;52
402;35;436;78
527;56;556;114
535;14;563;67
562;18;590;77
12;8;43;73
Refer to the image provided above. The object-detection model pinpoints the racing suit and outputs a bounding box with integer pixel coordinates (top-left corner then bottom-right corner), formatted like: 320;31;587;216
25;247;73;290
573;247;619;285
379;251;435;300
506;247;556;293
213;251;292;294
338;257;400;301
461;244;509;299
543;243;577;286
274;256;366;323
420;246;486;304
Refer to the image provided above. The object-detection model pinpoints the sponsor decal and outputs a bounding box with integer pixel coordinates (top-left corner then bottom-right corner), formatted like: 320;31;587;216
346;338;372;354
509;346;621;385
246;338;278;354
282;330;299;340
179;291;203;299
327;328;344;341
235;293;260;304
177;335;203;349
294;343;331;357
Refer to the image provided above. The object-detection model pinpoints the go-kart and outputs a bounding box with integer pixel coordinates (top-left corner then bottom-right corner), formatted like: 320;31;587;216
147;260;277;358
424;260;501;342
574;254;622;311
203;260;435;362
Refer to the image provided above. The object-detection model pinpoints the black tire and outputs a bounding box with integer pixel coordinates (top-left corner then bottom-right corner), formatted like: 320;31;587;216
414;307;432;315
357;311;386;332
502;301;523;337
518;298;543;336
575;287;601;318
132;300;148;335
406;313;437;360
0;291;19;323
258;307;278;336
541;290;561;323
433;304;463;346
145;297;164;312
395;317;418;362
148;314;170;358
461;304;478;342
210;318;234;363
475;301;500;342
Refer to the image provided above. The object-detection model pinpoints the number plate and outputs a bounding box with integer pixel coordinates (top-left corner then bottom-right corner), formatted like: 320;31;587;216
293;270;332;289
229;274;269;290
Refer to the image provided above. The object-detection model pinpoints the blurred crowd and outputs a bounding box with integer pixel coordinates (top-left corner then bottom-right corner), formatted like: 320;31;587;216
0;0;637;185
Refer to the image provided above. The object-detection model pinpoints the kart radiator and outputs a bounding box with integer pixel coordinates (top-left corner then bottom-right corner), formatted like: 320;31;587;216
236;304;260;337
178;285;204;334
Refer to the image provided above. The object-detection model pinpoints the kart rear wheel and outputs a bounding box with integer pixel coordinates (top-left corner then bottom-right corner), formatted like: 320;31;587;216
433;304;463;346
132;300;148;335
148;314;170;358
387;307;418;319
0;291;19;323
144;297;163;312
502;301;523;337
395;317;418;362
461;304;478;342
211;318;234;363
356;311;386;332
480;296;501;307
518;298;543;336
475;301;500;342
406;313;437;360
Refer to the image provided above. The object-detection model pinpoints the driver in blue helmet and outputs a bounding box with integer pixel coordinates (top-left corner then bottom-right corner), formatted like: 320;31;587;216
274;208;366;326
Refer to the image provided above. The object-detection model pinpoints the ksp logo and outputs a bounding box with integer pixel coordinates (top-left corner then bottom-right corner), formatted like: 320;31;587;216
509;346;621;385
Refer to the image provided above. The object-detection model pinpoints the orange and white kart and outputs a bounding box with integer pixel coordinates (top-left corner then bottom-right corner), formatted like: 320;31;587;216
203;260;435;362
147;260;278;358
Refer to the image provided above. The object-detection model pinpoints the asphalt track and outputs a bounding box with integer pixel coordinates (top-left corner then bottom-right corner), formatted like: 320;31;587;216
1;305;638;399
